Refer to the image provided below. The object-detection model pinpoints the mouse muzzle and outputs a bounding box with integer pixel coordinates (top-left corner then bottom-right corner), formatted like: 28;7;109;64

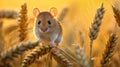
41;26;48;32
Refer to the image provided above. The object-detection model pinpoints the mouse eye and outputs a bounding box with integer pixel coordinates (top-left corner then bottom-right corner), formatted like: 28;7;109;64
38;20;41;24
48;20;51;25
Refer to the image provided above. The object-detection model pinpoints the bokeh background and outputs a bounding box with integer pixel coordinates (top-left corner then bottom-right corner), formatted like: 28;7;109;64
0;0;119;67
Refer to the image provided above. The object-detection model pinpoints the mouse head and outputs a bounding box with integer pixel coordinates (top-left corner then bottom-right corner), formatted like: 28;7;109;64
33;7;58;33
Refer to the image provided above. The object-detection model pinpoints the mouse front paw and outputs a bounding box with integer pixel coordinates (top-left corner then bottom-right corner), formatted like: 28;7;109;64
50;42;56;47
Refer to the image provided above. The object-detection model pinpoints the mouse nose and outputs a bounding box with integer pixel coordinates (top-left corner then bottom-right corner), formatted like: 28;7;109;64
41;27;48;32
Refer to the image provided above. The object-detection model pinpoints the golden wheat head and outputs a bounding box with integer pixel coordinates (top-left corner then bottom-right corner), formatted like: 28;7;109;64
18;3;28;42
57;7;68;22
21;45;53;67
75;45;90;67
0;41;39;66
89;3;105;66
0;10;18;19
112;5;120;27
0;20;4;53
89;3;105;40
101;33;117;67
52;47;73;67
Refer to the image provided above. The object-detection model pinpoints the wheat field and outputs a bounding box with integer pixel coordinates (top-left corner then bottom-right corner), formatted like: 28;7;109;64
0;0;120;67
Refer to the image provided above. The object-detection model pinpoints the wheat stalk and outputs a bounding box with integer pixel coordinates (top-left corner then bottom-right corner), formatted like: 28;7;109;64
89;3;105;63
57;7;68;22
52;47;73;67
63;44;90;67
79;31;85;48
21;45;53;67
101;33;117;67
0;41;39;66
0;10;18;19
18;3;28;42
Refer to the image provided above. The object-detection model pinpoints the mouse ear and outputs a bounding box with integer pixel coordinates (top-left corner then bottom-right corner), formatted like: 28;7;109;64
50;7;58;17
33;8;40;17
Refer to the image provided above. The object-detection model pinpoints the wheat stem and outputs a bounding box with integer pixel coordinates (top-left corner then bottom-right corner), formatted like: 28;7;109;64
90;40;93;61
79;31;85;48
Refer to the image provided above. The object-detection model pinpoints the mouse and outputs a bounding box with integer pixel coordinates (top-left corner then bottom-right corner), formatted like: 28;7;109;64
33;7;62;46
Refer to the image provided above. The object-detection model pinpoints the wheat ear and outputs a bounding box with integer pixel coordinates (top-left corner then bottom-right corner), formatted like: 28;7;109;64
75;45;90;67
112;4;120;27
101;33;117;67
89;3;105;62
0;20;4;53
21;45;53;67
57;7;68;21
52;47;73;67
0;41;39;65
18;3;28;42
0;10;18;19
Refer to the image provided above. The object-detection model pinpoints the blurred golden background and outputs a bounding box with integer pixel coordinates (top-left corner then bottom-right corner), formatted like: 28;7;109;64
0;0;120;67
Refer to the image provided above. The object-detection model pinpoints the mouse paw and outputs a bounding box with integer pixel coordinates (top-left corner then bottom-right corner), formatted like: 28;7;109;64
50;42;56;47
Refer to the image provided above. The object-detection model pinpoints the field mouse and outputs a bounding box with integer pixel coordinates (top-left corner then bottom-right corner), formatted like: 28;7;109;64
33;7;62;46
